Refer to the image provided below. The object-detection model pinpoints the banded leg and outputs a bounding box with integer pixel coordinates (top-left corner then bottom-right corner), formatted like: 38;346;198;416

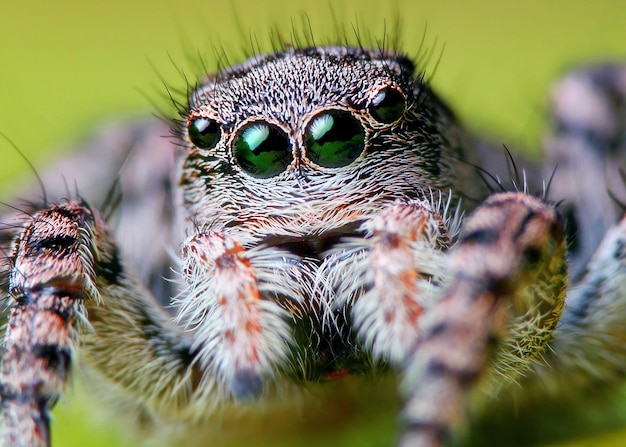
327;199;451;365
399;193;567;447
1;199;314;447
0;202;198;446
0;203;100;447
177;231;305;401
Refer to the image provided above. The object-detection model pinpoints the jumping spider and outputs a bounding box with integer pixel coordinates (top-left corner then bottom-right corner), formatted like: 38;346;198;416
1;45;626;447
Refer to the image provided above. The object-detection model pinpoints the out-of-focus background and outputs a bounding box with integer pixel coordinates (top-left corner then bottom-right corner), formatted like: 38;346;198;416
1;0;625;446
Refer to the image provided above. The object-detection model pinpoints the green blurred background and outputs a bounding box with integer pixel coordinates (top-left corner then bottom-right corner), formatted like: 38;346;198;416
1;0;626;446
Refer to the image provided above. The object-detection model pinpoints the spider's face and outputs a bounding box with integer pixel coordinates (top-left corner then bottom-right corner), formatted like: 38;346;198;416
179;47;473;244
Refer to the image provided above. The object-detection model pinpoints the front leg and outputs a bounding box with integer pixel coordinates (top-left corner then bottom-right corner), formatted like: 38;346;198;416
325;199;452;366
177;231;307;400
1;199;318;447
0;203;100;447
1;202;198;446
399;193;567;447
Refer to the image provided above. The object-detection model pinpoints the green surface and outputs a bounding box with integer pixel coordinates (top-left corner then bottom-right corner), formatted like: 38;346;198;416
1;1;626;446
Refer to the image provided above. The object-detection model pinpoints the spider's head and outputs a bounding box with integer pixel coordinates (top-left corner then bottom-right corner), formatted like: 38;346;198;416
174;47;475;400
177;46;476;243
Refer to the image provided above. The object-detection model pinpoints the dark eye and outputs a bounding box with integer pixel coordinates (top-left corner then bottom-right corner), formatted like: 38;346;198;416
188;117;221;149
233;122;292;178
370;87;405;123
305;111;365;168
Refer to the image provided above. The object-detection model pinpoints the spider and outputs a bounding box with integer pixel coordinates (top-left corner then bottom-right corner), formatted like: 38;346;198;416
1;44;625;447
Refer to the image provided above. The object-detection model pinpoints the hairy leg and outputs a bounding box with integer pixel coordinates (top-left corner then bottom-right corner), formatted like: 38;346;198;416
399;193;567;447
511;64;626;403
0;203;99;447
0;197;322;446
530;214;626;390
176;230;311;401
323;198;453;366
0;202;200;446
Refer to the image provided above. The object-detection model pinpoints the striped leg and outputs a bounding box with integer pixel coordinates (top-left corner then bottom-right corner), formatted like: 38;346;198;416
399;193;567;447
0;199;312;446
326;199;451;366
0;202;197;446
0;203;99;447
177;231;299;401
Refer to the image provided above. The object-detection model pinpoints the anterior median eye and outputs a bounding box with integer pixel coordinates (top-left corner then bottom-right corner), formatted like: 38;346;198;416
305;111;365;168
370;87;406;123
188;117;221;149
233;122;292;178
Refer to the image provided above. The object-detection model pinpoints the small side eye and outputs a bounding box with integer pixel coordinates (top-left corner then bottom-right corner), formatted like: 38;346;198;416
370;87;406;123
233;122;292;178
305;111;365;168
188;117;221;149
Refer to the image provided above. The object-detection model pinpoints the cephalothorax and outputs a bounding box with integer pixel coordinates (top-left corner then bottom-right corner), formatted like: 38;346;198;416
1;45;626;447
177;47;477;395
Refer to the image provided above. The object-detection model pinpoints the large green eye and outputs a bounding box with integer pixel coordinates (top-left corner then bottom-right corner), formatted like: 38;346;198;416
305;111;365;168
370;87;405;123
188;117;220;149
234;122;292;178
